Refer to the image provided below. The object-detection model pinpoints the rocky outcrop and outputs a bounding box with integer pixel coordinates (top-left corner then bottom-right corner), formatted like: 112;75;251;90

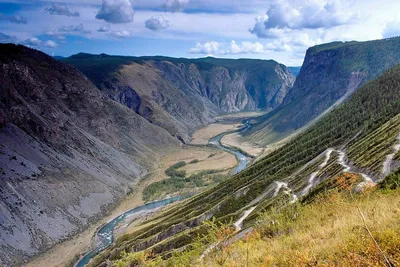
247;37;400;145
0;44;179;266
63;55;295;142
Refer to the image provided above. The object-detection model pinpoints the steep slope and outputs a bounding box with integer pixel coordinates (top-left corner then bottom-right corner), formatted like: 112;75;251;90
0;44;180;266
91;63;400;266
247;37;400;145
63;55;294;142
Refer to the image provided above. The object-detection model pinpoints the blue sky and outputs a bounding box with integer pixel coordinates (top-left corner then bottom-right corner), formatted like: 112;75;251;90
1;0;400;65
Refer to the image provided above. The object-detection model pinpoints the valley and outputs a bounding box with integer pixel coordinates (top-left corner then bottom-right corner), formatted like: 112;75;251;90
25;112;261;267
1;36;400;267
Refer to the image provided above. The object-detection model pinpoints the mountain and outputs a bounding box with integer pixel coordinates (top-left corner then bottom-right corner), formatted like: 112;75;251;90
246;37;400;145
0;44;180;266
63;54;295;142
53;56;65;60
92;63;400;266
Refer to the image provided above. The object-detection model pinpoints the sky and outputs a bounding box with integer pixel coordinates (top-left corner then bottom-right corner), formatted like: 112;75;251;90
0;0;400;65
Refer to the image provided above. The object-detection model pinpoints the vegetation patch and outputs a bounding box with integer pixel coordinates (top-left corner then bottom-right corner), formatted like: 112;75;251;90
143;169;229;202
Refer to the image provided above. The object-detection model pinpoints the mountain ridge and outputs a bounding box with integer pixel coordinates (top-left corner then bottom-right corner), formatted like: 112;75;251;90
246;36;400;145
0;44;181;266
63;53;295;142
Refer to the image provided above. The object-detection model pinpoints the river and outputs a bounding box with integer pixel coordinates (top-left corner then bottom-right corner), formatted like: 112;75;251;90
209;119;251;174
75;120;252;266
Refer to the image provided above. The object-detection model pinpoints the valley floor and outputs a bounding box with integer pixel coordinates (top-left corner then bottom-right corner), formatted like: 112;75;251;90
25;142;238;267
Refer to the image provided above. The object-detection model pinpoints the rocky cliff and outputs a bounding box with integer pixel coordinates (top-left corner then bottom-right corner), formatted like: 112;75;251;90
247;37;400;145
0;44;180;266
63;55;295;142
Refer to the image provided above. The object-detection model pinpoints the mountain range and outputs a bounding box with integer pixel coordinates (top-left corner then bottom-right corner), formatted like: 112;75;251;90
1;36;400;266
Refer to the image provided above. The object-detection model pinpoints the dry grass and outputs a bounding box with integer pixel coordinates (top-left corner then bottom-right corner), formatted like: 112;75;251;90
199;185;400;266
191;123;243;145
221;132;264;157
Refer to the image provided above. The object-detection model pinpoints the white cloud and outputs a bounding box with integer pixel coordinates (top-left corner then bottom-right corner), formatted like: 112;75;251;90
45;4;80;17
44;40;58;48
250;0;358;39
189;40;270;55
145;16;170;31
58;24;91;34
98;24;111;32
189;41;220;55
96;0;135;24
24;37;42;47
226;40;265;54
164;0;189;12
109;29;133;38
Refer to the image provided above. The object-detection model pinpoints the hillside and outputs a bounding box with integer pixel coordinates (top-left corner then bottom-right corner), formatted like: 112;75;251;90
0;44;180;266
63;55;295;142
89;63;400;266
246;36;400;145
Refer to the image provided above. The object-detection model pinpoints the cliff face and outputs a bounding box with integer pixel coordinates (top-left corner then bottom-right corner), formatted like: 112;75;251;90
247;37;400;145
63;55;295;141
0;44;179;265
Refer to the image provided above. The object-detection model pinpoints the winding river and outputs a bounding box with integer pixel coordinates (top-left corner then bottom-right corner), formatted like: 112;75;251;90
209;120;251;174
75;120;252;266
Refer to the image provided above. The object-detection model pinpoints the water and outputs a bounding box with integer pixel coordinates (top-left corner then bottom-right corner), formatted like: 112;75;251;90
75;196;182;267
208;120;251;174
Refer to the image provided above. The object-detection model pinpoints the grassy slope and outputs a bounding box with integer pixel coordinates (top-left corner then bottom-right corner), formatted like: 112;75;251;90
199;185;400;266
87;64;400;266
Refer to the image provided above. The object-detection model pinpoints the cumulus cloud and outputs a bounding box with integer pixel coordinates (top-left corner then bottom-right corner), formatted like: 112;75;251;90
98;24;111;32
44;40;57;48
58;24;91;34
145;16;170;31
189;41;220;55
189;40;271;55
0;32;17;43
250;15;288;39
189;39;315;55
96;0;135;24
45;30;66;40
24;37;42;47
45;4;79;17
109;29;133;38
227;40;266;54
250;0;358;38
0;14;27;24
164;0;189;12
